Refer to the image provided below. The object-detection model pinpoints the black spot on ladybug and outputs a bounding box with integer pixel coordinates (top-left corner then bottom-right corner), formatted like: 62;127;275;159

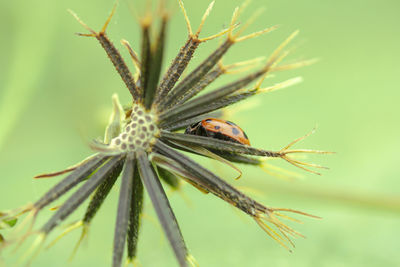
215;125;220;130
232;128;240;135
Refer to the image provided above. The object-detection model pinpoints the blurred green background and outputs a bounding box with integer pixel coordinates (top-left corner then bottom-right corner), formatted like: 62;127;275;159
1;0;399;266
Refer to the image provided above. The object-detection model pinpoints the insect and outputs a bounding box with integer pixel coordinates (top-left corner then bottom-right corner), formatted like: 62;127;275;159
185;118;250;145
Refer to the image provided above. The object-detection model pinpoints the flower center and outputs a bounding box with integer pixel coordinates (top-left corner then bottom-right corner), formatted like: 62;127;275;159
110;104;159;152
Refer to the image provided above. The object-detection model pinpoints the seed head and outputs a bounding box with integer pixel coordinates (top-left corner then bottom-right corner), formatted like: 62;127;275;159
109;104;159;152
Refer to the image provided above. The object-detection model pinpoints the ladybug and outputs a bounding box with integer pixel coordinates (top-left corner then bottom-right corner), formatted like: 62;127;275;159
184;118;250;145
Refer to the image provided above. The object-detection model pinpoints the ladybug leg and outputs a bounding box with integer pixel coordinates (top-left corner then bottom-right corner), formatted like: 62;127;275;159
215;131;240;144
205;129;216;139
184;122;200;135
184;127;192;135
223;134;238;143
214;131;225;141
195;125;207;137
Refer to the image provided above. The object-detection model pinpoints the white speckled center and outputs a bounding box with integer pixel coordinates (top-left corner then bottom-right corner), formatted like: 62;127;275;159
110;104;159;152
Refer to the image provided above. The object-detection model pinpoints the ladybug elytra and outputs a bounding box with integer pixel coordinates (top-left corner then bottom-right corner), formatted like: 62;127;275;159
184;118;250;145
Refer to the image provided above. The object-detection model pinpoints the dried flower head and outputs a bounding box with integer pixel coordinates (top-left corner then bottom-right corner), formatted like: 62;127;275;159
0;1;331;266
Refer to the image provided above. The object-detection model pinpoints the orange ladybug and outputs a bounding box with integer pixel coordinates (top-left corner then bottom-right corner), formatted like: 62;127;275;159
185;118;250;145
